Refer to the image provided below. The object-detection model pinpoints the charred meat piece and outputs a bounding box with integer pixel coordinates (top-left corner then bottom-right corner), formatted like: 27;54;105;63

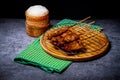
48;27;69;39
51;36;65;47
62;31;79;42
49;26;85;52
61;39;84;52
51;30;79;47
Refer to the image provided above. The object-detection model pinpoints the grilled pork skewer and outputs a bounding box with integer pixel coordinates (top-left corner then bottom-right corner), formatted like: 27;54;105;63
49;17;95;53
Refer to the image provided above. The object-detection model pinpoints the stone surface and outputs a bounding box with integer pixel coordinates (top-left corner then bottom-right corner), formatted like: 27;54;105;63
0;19;120;80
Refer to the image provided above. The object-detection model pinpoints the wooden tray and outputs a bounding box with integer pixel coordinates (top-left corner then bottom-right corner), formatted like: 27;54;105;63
40;27;109;61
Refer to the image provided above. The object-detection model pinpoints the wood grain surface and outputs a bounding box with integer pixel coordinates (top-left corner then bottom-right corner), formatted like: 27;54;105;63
40;26;109;61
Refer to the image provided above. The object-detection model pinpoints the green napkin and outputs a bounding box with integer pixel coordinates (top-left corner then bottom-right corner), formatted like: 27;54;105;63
14;19;102;73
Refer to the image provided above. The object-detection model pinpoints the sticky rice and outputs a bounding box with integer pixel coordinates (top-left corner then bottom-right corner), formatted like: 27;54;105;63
25;5;50;37
26;5;49;16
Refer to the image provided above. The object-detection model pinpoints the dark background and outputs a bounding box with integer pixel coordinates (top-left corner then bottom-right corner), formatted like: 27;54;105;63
0;1;120;80
0;0;120;19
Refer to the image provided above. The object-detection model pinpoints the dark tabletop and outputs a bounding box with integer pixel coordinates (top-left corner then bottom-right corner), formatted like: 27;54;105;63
0;18;120;80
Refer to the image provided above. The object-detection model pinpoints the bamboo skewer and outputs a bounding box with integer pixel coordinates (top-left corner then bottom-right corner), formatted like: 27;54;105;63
78;16;91;23
75;16;95;28
82;21;95;27
77;21;95;32
70;16;92;28
87;21;95;25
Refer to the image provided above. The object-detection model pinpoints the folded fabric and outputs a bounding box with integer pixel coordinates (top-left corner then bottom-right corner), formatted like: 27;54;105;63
14;37;72;73
14;19;102;73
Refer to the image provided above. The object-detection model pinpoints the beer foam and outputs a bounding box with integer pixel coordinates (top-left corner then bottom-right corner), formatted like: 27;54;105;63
27;5;48;16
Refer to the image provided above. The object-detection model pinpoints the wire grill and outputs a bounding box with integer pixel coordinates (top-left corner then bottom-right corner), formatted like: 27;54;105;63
75;27;107;53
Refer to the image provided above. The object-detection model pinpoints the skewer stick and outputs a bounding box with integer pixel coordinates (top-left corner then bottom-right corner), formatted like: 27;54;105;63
72;16;93;30
78;21;95;32
82;21;95;27
77;16;91;23
88;21;95;25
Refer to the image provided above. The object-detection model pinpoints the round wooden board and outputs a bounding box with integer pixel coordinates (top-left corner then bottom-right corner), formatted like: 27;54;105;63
40;27;109;61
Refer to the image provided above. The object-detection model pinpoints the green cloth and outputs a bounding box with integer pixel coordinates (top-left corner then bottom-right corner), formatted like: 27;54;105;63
14;19;102;73
14;38;72;73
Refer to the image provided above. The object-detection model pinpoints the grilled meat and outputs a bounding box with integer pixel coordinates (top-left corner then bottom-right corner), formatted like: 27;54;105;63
61;30;79;42
48;27;69;39
49;26;85;52
61;40;84;52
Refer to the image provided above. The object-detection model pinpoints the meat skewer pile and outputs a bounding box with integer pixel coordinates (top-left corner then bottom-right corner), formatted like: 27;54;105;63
50;27;83;52
47;16;95;53
40;16;109;61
